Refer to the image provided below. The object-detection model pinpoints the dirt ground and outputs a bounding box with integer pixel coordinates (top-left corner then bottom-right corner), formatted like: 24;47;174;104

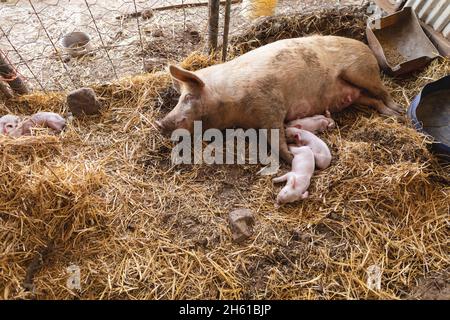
1;0;367;92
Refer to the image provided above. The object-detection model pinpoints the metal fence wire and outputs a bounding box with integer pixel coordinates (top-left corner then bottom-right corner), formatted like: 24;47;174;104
0;0;365;93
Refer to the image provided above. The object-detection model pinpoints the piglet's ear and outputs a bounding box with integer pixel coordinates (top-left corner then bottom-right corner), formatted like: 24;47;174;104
293;124;302;129
301;191;309;199
294;133;302;145
168;65;205;89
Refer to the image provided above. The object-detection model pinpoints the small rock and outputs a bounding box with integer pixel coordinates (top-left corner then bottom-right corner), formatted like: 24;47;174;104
188;30;201;44
152;29;164;37
228;209;255;243
144;58;166;72
67;87;101;117
141;9;154;20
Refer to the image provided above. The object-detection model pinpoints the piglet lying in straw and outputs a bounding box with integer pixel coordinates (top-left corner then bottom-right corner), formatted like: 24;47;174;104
19;112;66;136
286;111;335;134
273;146;315;205
0;112;66;137
285;126;332;170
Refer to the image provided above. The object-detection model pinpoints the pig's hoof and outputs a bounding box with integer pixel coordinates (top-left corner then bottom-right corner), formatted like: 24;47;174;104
387;101;404;113
228;209;255;243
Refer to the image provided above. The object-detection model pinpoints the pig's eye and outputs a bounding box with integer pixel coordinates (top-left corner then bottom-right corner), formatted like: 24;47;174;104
5;124;14;129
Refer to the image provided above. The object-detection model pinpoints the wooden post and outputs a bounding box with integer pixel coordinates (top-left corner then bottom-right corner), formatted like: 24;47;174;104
208;0;220;54
222;0;232;61
0;52;29;95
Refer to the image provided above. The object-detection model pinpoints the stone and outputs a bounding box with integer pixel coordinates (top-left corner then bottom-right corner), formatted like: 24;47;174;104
144;58;167;72
152;29;164;37
141;9;154;20
67;87;101;116
228;209;255;243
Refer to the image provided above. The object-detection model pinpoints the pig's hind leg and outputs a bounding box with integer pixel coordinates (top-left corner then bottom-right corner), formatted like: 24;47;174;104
354;94;398;117
314;154;331;170
340;64;402;115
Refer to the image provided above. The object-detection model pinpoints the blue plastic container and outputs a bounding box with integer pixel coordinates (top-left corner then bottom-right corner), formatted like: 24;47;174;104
407;75;450;161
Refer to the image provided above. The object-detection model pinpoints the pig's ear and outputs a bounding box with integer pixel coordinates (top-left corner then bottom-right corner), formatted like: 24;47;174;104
172;78;181;93
168;65;205;89
293;124;302;129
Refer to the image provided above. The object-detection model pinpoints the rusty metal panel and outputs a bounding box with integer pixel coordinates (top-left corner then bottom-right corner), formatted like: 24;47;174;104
405;0;450;39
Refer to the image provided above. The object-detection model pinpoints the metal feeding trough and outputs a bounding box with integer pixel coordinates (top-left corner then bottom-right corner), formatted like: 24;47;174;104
366;7;440;76
60;32;93;58
407;75;450;161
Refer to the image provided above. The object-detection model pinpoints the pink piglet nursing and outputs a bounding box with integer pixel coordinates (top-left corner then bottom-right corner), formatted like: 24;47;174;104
274;113;334;205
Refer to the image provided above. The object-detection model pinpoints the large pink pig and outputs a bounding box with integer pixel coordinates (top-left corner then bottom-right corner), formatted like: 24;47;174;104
157;35;401;163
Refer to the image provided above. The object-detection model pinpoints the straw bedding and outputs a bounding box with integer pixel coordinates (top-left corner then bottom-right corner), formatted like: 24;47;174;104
1;6;449;299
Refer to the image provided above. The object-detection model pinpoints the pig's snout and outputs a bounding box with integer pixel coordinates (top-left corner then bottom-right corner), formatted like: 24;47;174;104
156;118;172;136
156;114;190;136
156;116;178;136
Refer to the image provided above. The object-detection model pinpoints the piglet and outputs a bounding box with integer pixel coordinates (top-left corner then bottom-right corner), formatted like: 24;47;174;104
273;146;315;205
18;112;66;136
285;127;332;170
286;111;335;134
0;115;21;137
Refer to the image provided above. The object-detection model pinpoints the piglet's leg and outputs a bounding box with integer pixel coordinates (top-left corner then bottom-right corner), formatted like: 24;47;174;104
46;120;66;133
19;120;34;136
273;173;289;183
314;154;331;170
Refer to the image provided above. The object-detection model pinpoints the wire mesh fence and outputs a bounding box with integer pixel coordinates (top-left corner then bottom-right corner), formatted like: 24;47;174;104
0;0;365;94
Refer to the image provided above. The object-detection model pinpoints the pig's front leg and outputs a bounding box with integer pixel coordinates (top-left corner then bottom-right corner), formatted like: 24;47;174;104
277;126;293;164
256;102;293;164
260;122;293;164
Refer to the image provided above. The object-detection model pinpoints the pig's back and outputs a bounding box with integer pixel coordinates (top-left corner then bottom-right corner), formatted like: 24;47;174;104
198;36;370;78
196;36;372;115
